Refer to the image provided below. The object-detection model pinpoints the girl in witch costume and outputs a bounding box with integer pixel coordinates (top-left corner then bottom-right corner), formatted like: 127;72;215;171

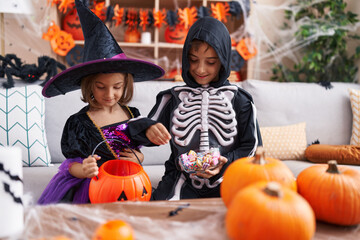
38;0;164;204
128;17;262;200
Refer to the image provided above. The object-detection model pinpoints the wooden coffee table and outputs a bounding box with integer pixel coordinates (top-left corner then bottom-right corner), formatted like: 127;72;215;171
9;198;360;239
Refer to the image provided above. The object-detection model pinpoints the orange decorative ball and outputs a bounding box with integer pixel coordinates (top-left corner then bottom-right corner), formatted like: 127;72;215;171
226;181;315;240
89;160;152;203
221;147;297;207
92;220;134;240
297;160;360;226
124;28;140;43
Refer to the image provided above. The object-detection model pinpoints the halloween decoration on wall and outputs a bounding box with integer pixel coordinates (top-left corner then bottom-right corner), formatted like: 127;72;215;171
62;8;84;40
55;0;75;14
211;2;231;23
230;50;245;72
236;37;257;60
297;160;360;226
89;159;152;203
154;9;167;28
226;181;316;240
113;4;124;26
139;9;150;31
0;54;66;88
178;6;198;29
124;28;141;43
65;45;83;66
164;24;188;44
221;147;297;207
92;220;135;240
91;2;106;21
43;21;75;56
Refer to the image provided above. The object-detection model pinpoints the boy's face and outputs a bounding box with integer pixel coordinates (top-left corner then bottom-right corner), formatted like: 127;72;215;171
188;42;222;85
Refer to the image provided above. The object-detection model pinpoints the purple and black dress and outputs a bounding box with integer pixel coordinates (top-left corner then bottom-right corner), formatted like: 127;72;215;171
37;105;140;205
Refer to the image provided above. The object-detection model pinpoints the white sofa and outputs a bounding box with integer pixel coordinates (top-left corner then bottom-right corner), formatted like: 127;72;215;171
21;79;360;203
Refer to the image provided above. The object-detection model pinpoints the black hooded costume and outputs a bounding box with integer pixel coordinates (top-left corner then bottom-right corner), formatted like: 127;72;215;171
129;17;262;200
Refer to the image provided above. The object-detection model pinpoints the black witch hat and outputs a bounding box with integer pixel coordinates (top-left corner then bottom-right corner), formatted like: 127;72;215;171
42;0;164;98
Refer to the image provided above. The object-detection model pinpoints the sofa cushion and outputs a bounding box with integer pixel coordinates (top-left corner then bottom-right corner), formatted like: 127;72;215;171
242;79;360;145
260;122;307;160
0;85;51;166
305;144;360;165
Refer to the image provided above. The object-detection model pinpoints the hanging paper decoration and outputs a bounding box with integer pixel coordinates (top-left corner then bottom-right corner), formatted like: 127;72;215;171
42;21;61;41
139;9;150;31
62;8;84;40
230;50;245;71
50;30;75;56
153;9;167;28
165;24;188;44
178;7;198;29
65;45;83;66
47;0;61;7
198;6;210;18
211;2;230;23
113;4;124;27
125;8;139;30
91;2;106;21
58;0;75;14
105;5;114;24
43;21;75;56
166;10;178;27
236;38;257;60
229;1;242;18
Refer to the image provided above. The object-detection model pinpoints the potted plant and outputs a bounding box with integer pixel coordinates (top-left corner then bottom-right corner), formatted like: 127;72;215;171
271;0;360;88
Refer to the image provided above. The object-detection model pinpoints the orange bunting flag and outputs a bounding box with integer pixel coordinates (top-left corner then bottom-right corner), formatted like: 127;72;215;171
211;2;230;23
153;8;167;28
178;7;198;29
113;4;124;26
91;2;106;21
126;8;138;30
58;0;74;14
139;9;149;31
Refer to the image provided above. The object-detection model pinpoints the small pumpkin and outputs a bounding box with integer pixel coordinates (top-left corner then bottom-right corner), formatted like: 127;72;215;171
92;219;134;240
89;160;151;203
226;181;315;240
297;160;360;226
236;38;257;60
124;28;140;43
164;24;188;44
50;31;75;56
221;147;297;207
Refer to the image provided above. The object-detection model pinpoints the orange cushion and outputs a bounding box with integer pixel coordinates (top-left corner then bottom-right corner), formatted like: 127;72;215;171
305;144;360;165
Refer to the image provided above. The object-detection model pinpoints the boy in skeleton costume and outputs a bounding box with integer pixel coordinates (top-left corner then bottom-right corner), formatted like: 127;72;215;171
129;17;262;200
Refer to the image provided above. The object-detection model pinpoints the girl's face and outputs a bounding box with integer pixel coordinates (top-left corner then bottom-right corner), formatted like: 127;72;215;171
92;73;126;108
188;42;222;85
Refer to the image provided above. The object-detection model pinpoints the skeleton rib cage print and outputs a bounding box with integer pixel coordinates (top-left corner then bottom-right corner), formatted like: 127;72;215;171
172;85;238;152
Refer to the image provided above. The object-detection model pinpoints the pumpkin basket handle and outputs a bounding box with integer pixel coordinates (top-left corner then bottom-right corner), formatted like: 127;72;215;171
91;138;142;166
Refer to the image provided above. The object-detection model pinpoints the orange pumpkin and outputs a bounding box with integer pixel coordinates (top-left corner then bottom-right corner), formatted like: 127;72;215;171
221;147;297;207
50;31;75;56
226;181;315;240
164;24;188;44
297;160;360;226
124;28;140;43
89;160;152;203
62;8;84;41
236;38;257;60
92;219;134;240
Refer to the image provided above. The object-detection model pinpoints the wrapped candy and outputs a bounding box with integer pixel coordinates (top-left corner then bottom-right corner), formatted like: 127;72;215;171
178;148;220;173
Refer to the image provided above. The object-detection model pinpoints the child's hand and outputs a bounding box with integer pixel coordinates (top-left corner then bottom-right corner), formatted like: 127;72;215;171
119;148;144;164
82;154;101;178
146;123;171;145
194;156;228;179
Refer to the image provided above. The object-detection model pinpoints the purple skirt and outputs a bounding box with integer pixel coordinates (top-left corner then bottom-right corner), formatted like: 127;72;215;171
37;157;91;205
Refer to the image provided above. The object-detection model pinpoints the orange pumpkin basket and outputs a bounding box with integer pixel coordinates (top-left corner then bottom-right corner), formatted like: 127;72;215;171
89;139;152;203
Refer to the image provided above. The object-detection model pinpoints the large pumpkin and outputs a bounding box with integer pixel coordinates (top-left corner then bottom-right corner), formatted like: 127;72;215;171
221;147;297;207
226;181;315;240
92;219;134;240
164;24;188;44
89;160;152;203
297;160;360;226
62;9;84;41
